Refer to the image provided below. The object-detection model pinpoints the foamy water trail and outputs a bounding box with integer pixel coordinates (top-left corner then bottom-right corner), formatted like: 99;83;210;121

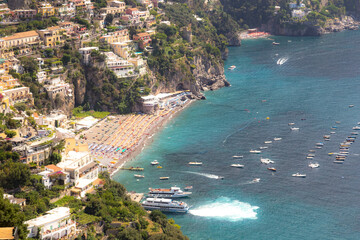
185;171;223;179
189;197;259;221
277;57;289;65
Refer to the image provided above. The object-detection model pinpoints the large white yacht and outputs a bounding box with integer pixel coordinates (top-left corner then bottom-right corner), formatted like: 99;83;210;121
142;198;189;213
148;187;192;198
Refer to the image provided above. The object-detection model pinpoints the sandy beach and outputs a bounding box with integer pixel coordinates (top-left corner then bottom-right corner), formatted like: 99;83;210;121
79;99;195;177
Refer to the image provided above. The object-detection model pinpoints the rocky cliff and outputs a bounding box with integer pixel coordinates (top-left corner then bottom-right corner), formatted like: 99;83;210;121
7;0;32;9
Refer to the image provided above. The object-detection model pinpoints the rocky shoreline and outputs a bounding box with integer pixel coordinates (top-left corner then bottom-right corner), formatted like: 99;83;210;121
261;15;359;36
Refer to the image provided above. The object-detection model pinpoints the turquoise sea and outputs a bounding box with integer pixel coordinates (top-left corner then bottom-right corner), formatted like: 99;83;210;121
114;30;360;239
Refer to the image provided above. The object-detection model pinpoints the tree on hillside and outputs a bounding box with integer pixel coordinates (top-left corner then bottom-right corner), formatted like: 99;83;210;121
0;189;28;239
0;161;31;190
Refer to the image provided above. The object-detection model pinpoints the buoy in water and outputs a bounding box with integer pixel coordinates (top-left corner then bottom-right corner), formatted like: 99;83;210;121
266;117;270;120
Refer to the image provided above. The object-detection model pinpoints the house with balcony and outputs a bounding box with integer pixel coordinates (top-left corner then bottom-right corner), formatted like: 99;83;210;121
79;47;99;65
14;9;37;19
133;32;151;49
100;29;129;44
38;164;70;189
104;52;136;78
37;2;56;17
17;143;52;166
2;86;34;106
25;207;76;240
37;26;65;47
0;30;41;58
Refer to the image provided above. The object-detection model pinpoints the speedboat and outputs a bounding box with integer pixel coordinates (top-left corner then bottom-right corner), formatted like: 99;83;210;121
159;177;170;180
349;105;355;108
151;160;159;165
232;155;244;158
272;42;280;45
261;158;274;164
252;178;261;183
274;137;282;141
228;65;236;70
333;160;344;164
142;198;189;213
316;142;324;146
259;146;268;150
157;166;163;169
292;173;306;178
264;141;273;144
267;167;276;172
231;164;244;168
134;174;145;178
288;123;295;126
291;127;299;131
353;126;360;130
335;121;341;124
250;150;262;154
330;132;336;134
306;156;314;159
308;163;320;168
351;132;359;135
184;186;193;190
309;150;316;153
148;187;192;198
188;162;203;166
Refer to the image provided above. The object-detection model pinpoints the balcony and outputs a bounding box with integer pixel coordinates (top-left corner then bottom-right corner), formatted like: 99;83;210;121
41;220;76;240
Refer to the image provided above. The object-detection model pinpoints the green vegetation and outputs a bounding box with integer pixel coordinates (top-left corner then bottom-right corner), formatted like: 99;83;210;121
72;106;110;119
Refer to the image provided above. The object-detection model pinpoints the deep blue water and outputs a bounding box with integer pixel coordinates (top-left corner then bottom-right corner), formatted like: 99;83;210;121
114;30;360;239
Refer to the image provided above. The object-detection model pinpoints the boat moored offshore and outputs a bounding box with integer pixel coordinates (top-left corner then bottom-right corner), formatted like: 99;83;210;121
231;164;244;168
148;187;192;198
188;162;203;166
292;173;306;178
142;198;189;213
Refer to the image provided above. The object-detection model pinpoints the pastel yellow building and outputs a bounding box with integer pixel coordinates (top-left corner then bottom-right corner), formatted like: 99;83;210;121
0;74;20;90
99;29;129;44
37;3;55;17
65;138;89;154
37;26;65;47
0;30;40;58
110;42;131;59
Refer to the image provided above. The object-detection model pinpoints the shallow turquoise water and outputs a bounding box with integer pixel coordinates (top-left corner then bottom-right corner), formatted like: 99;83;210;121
114;30;360;239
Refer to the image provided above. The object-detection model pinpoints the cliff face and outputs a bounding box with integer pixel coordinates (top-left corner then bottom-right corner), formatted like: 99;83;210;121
7;0;31;9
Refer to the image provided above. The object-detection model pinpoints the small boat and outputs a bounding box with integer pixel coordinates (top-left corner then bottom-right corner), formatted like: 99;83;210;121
231;164;244;168
308;154;315;157
306;156;314;159
351;132;359;135
157;166;163;169
308;163;320;168
184;186;193;190
250;150;262;154
267;167;276;172
349;105;355;108
261;158;275;164
292;173;306;178
316;142;324;146
232;155;244;158
274;137;282;141
259;146;268;150
134;174;145;178
228;65;236;70
252;178;261;183
217;176;225;180
188;162;203;166
309;150;316;153
151;160;159;165
288;123;295;126
272;42;280;45
353;126;360;130
330;132;336;134
335;121;341;124
316;146;323;149
264;141;273;144
160;177;170;180
291;127;299;131
333;160;344;164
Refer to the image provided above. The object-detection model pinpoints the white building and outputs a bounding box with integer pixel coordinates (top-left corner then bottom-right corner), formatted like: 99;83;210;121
38;164;70;189
57;151;98;198
25;207;76;240
104;51;135;78
292;9;306;19
79;47;99;65
289;2;305;9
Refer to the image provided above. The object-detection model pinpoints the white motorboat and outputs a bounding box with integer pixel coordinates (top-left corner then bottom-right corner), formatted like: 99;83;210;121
231;164;244;168
232;155;244;158
260;158;274;164
351;132;359;135
228;65;236;70
274;137;282;141
330;132;336;134
316;142;324;146
151;160;159;165
292;173;306;178
250;149;262;154
142;198;189;213
308;163;320;168
252;178;261;183
134;174;145;178
148;187;192;198
288;123;295;126
188;162;203;166
264;141;273;144
259;146;268;150
291;127;299;131
353;126;360;130
272;42;280;45
349;105;355;108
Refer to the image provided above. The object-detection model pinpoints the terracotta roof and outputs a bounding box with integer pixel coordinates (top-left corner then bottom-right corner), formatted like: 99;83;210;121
127;8;138;11
135;32;150;37
1;31;39;41
58;21;73;26
0;227;14;240
47;26;61;31
45;164;63;172
92;178;105;186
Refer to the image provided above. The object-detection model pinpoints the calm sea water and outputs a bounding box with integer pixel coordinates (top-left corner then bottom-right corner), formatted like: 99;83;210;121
114;30;360;239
